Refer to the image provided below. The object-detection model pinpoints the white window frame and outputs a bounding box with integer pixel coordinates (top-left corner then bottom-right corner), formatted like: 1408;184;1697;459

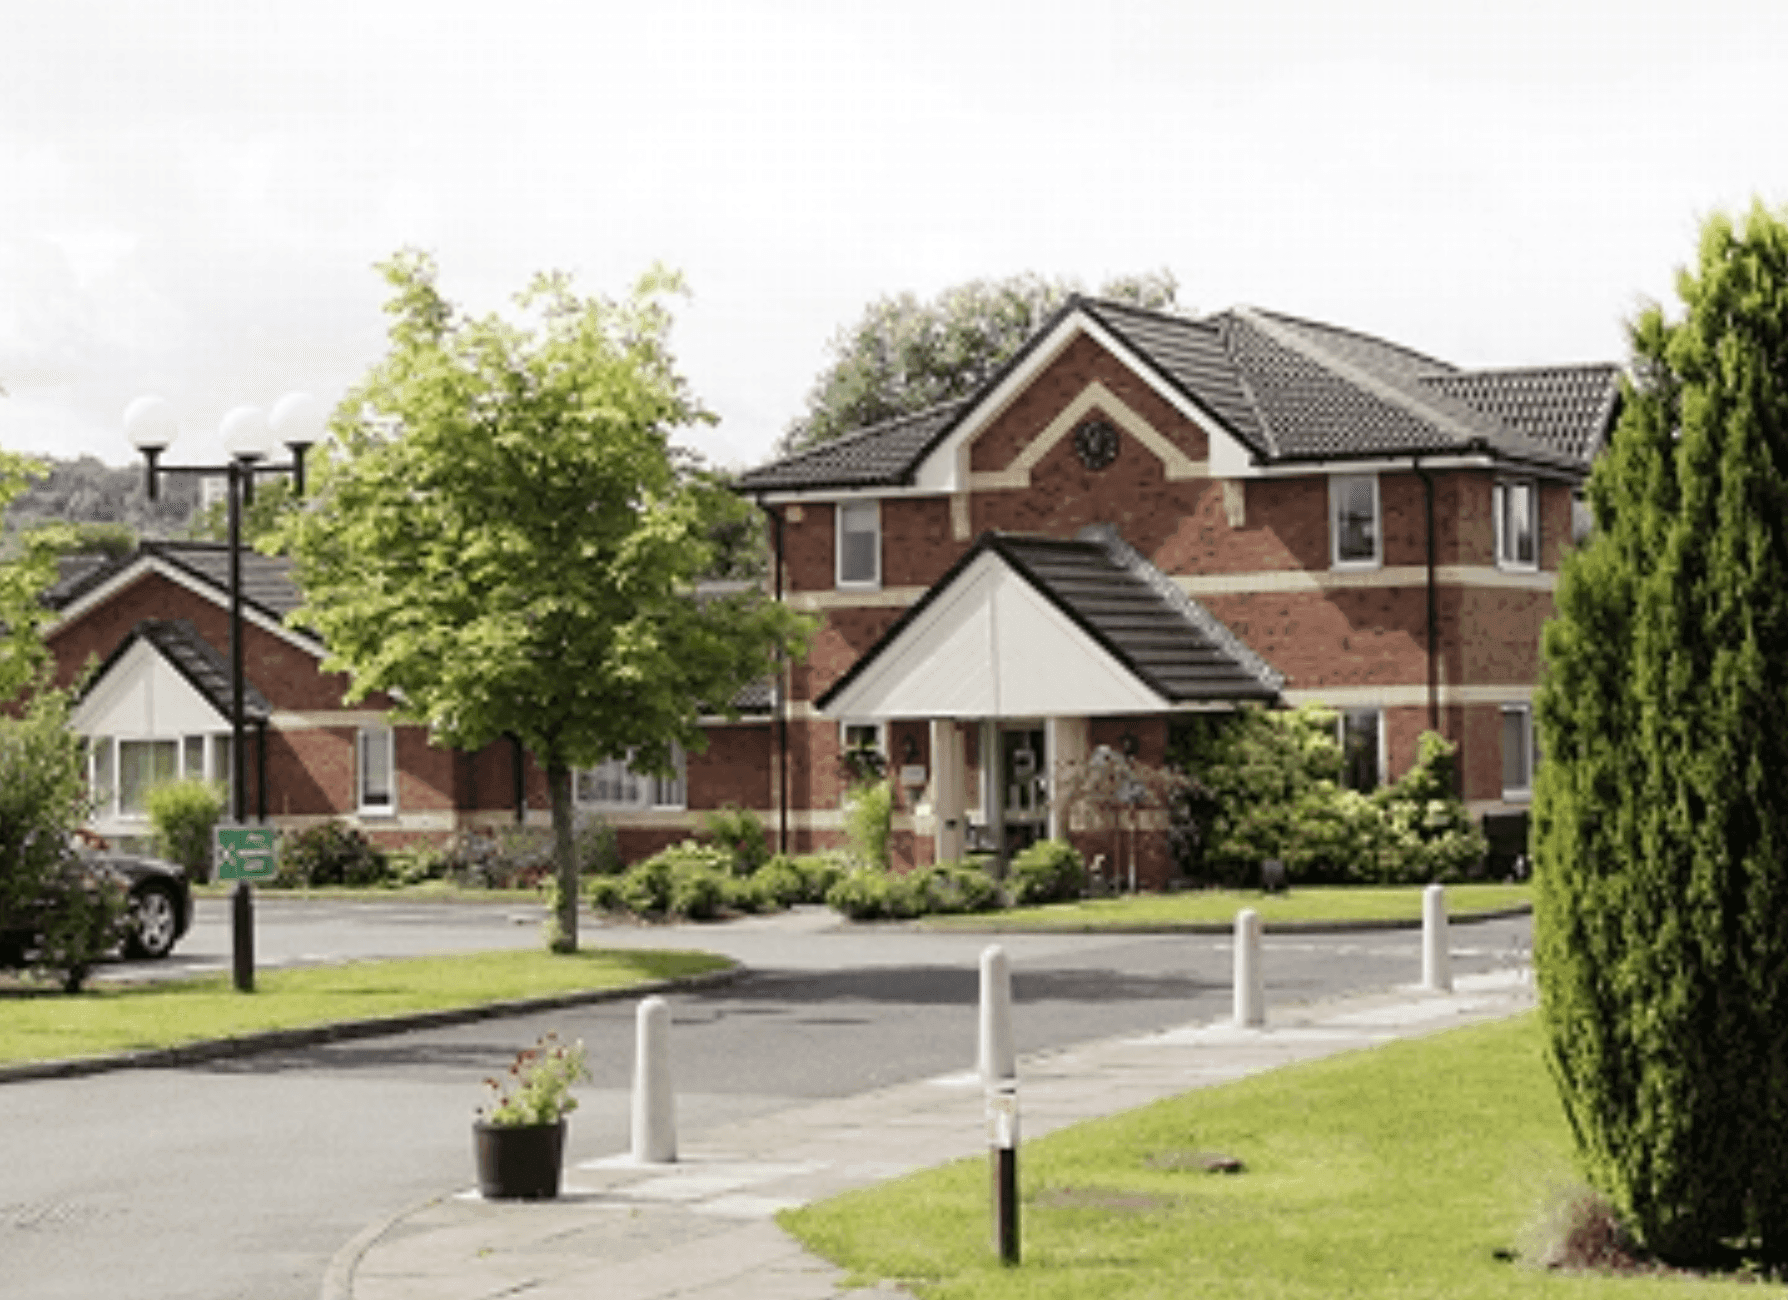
1336;706;1386;793
1329;473;1381;570
835;498;882;590
574;743;687;812
1494;478;1540;572
357;725;397;816
839;720;886;758
1501;703;1535;801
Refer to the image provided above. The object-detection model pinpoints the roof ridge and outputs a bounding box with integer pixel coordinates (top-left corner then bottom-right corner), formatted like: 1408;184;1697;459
1233;307;1493;452
1238;306;1459;374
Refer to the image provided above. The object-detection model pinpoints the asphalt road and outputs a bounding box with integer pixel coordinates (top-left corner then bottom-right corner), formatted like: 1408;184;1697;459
2;901;1532;1300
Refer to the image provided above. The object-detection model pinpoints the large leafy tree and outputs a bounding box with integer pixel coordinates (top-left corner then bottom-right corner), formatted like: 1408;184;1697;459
0;452;72;704
1535;202;1788;1263
781;270;1182;453
276;253;811;951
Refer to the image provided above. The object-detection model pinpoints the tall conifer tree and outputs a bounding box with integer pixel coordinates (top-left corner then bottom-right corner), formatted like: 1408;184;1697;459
1536;203;1788;1262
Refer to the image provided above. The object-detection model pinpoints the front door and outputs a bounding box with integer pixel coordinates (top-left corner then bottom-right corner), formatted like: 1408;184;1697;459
1002;726;1047;855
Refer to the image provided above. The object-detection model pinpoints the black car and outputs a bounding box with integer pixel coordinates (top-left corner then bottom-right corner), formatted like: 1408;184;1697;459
86;848;193;960
0;844;193;966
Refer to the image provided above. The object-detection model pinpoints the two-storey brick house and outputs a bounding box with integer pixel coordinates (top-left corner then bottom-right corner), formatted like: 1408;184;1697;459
732;297;1620;886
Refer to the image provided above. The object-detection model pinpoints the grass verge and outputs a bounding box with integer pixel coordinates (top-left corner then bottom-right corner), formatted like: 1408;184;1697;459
0;947;729;1066
925;882;1531;931
781;1011;1743;1298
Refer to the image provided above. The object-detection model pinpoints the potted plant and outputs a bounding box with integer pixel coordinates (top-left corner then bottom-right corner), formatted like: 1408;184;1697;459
473;1032;590;1199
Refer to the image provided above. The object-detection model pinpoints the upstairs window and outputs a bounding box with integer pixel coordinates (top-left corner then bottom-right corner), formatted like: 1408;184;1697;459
836;499;881;588
1330;474;1380;568
358;725;395;815
1495;479;1538;570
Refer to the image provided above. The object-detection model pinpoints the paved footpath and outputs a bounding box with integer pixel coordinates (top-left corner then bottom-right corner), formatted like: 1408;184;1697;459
325;963;1536;1300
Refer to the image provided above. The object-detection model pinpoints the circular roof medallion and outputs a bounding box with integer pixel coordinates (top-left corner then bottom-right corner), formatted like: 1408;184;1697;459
1073;418;1120;471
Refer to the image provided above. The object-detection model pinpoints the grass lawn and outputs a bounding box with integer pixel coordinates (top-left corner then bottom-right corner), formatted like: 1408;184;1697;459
782;1012;1740;1298
0;947;729;1066
925;882;1531;931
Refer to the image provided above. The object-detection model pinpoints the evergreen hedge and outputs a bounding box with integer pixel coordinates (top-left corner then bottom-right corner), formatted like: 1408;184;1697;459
1535;202;1788;1263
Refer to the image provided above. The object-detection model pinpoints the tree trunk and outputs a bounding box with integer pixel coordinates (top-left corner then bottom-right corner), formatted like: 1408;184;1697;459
547;760;577;953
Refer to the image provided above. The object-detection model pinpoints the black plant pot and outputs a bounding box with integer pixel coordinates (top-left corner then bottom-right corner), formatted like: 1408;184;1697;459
473;1119;566;1200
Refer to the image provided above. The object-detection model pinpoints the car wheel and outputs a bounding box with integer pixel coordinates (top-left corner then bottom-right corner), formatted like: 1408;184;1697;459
125;884;180;960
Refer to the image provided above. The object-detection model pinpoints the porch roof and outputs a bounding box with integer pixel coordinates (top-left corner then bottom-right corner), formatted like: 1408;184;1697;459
816;526;1283;720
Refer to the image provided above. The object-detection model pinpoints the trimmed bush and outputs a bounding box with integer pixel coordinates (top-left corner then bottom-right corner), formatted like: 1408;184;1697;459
825;866;925;921
917;860;1001;914
275;821;389;887
145;779;225;883
751;856;809;908
1008;839;1086;905
842;780;893;870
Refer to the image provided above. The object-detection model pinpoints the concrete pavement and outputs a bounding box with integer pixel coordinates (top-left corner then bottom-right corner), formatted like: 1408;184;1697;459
324;961;1537;1300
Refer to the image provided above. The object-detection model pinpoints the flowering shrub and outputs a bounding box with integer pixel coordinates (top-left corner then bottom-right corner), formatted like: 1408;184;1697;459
478;1032;590;1127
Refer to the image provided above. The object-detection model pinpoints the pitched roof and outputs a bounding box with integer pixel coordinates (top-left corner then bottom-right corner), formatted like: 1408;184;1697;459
816;525;1282;714
81;618;272;724
47;540;302;618
735;298;1621;492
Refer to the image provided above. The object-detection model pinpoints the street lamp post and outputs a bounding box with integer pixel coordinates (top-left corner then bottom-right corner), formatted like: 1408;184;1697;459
125;393;322;993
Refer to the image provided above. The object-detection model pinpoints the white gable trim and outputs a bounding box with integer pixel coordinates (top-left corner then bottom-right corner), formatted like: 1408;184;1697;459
820;548;1166;721
967;380;1210;490
914;308;1244;492
50;557;323;657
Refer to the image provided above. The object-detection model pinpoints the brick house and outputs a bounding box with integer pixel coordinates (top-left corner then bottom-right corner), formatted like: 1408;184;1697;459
44;542;774;854
732;298;1621;886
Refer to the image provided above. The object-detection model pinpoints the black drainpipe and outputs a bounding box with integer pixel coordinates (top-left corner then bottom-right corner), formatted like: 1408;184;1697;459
1415;458;1440;734
510;734;526;825
763;501;790;856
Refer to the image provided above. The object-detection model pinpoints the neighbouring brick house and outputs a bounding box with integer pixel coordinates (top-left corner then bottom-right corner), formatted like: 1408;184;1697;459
731;297;1621;886
47;297;1619;882
44;542;774;854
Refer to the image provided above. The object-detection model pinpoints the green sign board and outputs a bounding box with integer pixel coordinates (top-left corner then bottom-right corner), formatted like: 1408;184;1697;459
215;824;279;882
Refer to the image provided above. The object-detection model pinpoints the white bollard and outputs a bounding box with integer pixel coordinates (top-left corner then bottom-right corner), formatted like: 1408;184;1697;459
979;945;1016;1084
1233;907;1264;1027
1422;883;1452;993
631;995;677;1163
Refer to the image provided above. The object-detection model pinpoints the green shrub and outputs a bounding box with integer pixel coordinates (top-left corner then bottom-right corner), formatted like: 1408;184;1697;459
145;779;225;883
618;856;673;914
386;843;447;887
917;860;1001;913
752;856;809;908
699;804;770;876
612;841;735;918
826;866;926;921
843;780;893;870
32;855;128;992
721;873;774;914
1008;839;1086;905
584;873;624;912
667;858;727;920
792;853;845;902
275;821;389;888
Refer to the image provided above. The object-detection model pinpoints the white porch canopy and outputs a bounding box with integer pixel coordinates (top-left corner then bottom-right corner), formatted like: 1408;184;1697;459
821;547;1167;720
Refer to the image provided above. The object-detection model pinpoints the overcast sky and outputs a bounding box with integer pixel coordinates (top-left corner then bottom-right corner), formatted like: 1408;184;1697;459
2;0;1783;474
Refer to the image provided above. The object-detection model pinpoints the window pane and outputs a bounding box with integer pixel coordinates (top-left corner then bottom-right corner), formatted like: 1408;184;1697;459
1335;477;1376;562
183;735;205;778
90;737;115;813
1503;482;1535;565
1502;710;1530;792
838;501;878;584
360;728;393;808
119;740;177;816
1341;709;1380;793
213;734;234;808
653;745;687;809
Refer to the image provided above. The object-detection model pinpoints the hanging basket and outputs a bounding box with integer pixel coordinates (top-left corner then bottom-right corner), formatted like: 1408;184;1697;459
473;1119;566;1200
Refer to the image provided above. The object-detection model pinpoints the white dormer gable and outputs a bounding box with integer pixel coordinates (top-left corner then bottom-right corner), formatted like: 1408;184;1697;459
72;637;229;739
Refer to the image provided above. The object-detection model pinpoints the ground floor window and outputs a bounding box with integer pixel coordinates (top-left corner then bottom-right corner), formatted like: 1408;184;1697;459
575;743;687;811
85;731;233;820
358;725;396;814
1338;708;1382;793
1501;704;1535;800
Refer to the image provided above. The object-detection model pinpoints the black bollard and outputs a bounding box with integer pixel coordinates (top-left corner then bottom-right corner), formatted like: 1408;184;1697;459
232;881;254;993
